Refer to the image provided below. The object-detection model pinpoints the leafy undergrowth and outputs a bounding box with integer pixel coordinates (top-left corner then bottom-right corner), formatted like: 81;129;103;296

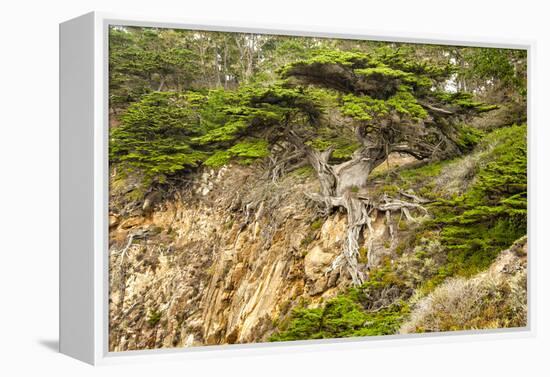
270;293;409;341
270;124;527;341
375;124;527;287
270;260;412;341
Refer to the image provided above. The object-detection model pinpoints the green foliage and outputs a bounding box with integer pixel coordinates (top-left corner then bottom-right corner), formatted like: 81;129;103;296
435;92;498;113
395;160;450;196
281;49;369;72
340;86;427;122
109;27;198;109
340;94;388;121
461;48;527;98
110;91;207;182
455;125;485;152
270;295;409;341
194;120;249;144
429;125;527;277
369;46;454;82
307;137;361;161
355;66;411;79
271;260;412;341
110;33;517;189
110;84;316;182
355;65;432;89
196;85;319;146
204;139;269;167
108;27;528;342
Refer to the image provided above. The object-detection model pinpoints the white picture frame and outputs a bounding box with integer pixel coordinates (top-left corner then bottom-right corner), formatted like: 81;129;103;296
59;11;535;365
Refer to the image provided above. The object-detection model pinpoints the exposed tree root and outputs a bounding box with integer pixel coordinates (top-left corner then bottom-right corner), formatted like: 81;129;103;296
310;191;427;285
285;127;430;285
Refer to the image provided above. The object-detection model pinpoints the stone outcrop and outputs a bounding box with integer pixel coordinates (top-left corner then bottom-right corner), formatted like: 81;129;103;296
108;165;379;351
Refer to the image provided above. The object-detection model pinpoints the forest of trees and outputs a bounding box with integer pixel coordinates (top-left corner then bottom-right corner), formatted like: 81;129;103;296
109;26;527;344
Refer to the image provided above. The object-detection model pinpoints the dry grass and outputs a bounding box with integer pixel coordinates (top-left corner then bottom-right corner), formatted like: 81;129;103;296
400;239;527;333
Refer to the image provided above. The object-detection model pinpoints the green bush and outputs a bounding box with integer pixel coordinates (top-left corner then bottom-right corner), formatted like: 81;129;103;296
270;263;411;342
270;294;409;341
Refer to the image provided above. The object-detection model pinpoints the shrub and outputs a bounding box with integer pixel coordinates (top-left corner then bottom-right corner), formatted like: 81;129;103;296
401;254;527;333
271;263;412;342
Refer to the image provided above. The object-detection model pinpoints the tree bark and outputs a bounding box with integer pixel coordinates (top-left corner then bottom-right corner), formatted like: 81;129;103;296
286;129;427;285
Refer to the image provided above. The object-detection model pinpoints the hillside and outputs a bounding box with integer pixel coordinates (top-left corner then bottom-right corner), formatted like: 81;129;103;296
107;27;527;351
109;123;526;350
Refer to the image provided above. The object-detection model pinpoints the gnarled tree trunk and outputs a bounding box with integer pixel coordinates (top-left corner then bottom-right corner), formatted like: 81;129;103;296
287;128;426;285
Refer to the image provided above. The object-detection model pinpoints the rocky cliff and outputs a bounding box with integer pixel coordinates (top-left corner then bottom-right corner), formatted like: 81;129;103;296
109;165;363;350
109;124;527;350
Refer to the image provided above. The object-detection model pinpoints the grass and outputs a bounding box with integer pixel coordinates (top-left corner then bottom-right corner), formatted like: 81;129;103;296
402;259;527;333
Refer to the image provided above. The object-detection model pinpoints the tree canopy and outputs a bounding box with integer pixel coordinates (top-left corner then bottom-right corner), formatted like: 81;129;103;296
110;44;497;189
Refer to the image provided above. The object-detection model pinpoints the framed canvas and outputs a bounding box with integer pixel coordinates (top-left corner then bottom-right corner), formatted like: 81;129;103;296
59;11;533;365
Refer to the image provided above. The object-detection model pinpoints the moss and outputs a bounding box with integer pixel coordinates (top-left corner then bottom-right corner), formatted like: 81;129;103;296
300;233;315;248
397;220;408;231
149;226;163;236
395;240;407;255
205;265;216;276
398;160;448;183
310;218;324;231
358;247;368;263
372;184;400;198
225;219;235;229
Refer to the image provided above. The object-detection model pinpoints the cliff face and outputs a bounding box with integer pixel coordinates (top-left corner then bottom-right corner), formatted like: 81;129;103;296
108;124;527;351
109;165;387;351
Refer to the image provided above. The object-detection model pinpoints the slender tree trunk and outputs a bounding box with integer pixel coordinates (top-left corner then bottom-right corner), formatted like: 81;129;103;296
223;38;228;89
